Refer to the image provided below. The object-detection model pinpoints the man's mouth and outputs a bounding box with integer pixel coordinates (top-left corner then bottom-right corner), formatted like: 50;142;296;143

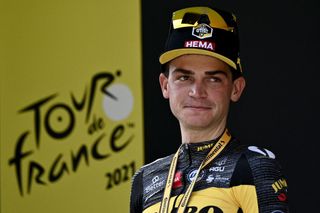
184;105;211;110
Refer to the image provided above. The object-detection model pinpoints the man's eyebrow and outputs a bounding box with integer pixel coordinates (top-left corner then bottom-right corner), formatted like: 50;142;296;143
205;70;228;77
172;68;228;77
172;68;194;75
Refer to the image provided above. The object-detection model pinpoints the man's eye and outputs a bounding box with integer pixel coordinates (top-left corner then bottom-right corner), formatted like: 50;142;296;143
208;77;221;82
178;76;189;81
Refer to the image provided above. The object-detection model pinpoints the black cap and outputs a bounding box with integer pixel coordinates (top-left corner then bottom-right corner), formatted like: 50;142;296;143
159;6;242;76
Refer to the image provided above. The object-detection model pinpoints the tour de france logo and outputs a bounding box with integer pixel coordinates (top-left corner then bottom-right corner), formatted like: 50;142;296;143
8;70;137;196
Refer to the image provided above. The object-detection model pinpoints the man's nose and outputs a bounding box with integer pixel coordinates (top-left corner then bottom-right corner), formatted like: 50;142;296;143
188;82;207;98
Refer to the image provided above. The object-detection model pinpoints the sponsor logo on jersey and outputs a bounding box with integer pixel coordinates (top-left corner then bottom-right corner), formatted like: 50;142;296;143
206;174;215;183
187;169;205;183
248;146;276;159
271;178;288;202
145;175;165;194
192;23;213;39
172;205;223;213
214;157;227;166
209;166;225;172
206;174;229;184
196;143;214;152
172;171;183;189
272;178;288;193
278;193;287;202
184;40;215;51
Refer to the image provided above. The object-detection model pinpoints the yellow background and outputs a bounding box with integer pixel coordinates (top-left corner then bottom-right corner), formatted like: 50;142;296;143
0;0;143;212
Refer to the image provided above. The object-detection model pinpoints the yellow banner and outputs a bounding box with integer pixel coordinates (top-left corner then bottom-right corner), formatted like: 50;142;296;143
0;1;143;212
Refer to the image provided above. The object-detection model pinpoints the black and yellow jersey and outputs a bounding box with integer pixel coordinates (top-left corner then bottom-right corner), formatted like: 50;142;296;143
130;136;289;213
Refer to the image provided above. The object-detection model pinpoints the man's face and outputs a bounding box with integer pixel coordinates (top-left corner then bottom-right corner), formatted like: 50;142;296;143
159;54;245;131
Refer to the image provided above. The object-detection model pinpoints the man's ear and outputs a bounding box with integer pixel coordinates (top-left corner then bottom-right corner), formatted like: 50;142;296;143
231;76;246;102
159;73;169;99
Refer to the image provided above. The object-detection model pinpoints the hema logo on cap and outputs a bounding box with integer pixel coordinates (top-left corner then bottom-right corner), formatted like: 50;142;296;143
192;23;213;39
184;40;215;51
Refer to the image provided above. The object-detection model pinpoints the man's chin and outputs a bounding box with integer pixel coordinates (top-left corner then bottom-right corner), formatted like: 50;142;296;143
180;118;213;130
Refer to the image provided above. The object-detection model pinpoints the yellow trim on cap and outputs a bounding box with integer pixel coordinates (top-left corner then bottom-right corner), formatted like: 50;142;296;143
172;7;232;31
159;48;237;70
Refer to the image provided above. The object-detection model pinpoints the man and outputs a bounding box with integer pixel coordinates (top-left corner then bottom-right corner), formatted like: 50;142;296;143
131;6;289;213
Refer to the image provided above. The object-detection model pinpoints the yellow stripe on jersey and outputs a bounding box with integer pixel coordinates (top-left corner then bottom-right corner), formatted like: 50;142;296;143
143;185;258;213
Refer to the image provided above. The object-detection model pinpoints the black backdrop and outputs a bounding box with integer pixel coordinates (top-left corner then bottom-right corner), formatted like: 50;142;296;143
141;0;320;212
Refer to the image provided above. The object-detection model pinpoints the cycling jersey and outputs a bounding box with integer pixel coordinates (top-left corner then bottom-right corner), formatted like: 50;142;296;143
130;135;289;213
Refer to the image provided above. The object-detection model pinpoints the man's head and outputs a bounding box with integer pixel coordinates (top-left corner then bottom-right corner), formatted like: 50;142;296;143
158;6;246;135
159;6;242;80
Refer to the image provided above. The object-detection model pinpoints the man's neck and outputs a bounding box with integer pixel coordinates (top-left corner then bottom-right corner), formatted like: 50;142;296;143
180;124;226;144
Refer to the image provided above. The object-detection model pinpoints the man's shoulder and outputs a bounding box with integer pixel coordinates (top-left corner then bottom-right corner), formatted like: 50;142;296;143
235;144;284;174
133;154;173;178
143;154;173;169
229;142;286;185
229;141;281;170
229;139;277;160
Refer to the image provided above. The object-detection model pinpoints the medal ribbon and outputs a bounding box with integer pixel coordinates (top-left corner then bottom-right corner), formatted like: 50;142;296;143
159;129;231;213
